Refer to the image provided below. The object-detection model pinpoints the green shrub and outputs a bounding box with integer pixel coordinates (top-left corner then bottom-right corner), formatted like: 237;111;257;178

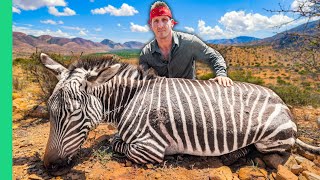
229;70;264;85
198;72;214;80
268;85;320;107
298;70;307;75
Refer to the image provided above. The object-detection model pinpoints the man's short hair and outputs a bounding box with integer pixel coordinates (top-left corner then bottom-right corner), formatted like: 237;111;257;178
151;1;170;11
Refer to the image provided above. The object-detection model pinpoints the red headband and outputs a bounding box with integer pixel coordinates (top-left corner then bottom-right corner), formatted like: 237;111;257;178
149;6;178;25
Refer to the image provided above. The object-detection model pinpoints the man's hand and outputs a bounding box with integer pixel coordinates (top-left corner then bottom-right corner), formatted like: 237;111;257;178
210;76;234;87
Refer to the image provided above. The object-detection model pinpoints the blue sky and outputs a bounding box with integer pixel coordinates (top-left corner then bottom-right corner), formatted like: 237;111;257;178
12;0;313;43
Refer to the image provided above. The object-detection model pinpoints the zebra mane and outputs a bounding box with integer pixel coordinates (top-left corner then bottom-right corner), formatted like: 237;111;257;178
68;55;157;80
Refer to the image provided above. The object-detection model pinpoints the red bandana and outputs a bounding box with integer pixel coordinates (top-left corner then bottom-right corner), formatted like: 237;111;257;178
149;6;178;25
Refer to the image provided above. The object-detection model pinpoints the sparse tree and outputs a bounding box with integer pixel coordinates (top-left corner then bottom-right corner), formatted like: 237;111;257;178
267;0;320;80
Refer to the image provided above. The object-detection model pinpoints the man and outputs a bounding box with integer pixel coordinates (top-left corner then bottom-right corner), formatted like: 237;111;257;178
139;1;233;87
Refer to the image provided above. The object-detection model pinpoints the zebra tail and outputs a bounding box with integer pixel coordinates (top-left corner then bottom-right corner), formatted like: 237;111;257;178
295;138;320;155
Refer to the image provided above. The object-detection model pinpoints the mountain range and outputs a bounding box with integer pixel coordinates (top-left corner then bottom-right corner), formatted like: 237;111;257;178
245;19;320;49
207;36;261;45
206;20;319;48
13;32;145;57
13;19;319;57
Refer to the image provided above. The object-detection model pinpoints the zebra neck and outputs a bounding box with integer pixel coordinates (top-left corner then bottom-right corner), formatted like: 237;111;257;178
95;75;148;124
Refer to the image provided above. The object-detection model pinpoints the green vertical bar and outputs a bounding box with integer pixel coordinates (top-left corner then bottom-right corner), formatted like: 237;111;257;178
0;0;13;179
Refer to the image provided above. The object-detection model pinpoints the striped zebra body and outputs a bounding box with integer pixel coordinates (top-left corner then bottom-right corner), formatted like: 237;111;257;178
111;77;296;163
41;53;298;171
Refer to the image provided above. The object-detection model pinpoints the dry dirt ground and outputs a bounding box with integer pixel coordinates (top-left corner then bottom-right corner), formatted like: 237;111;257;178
12;106;320;180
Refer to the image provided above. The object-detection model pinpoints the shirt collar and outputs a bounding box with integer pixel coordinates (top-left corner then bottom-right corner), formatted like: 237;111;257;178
151;31;180;54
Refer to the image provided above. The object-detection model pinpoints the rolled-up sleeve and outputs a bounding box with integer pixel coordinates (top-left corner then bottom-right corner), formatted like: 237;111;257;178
192;36;227;77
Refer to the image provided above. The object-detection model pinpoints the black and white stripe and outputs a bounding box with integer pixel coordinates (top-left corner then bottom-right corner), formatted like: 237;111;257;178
42;54;302;166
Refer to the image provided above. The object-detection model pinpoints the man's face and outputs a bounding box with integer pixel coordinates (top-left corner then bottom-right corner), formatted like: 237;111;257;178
150;15;174;39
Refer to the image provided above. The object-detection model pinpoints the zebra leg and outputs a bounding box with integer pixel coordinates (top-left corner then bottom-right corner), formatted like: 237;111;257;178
220;146;252;165
111;134;127;163
111;134;165;164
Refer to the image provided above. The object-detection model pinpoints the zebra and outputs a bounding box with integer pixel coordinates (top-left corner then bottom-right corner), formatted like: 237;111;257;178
40;53;320;174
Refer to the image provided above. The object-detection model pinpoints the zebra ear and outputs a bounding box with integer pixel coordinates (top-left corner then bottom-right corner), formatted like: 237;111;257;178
40;53;68;80
87;64;121;86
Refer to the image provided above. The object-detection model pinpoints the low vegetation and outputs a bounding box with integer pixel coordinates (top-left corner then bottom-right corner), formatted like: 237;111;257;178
13;47;320;108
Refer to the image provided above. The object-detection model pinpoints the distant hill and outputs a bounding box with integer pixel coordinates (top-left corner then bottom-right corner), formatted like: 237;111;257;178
246;20;320;49
207;36;261;45
13;32;145;57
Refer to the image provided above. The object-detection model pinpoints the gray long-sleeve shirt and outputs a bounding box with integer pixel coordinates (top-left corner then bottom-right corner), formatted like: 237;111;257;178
139;31;227;79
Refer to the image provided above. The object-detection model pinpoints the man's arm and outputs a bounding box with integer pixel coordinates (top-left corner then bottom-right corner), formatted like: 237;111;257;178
192;36;233;87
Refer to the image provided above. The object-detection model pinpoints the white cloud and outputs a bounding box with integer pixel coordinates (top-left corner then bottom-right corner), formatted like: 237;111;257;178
12;7;21;14
94;28;102;31
291;0;315;13
62;26;86;31
130;22;149;32
40;19;64;25
79;30;87;36
219;11;293;32
91;3;138;16
13;0;66;10
48;7;76;16
197;11;297;39
184;26;195;33
13;25;73;38
198;20;224;37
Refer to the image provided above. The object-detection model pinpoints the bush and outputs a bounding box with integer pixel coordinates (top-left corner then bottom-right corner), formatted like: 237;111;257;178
198;72;214;80
229;70;264;85
268;85;320;107
13;53;71;102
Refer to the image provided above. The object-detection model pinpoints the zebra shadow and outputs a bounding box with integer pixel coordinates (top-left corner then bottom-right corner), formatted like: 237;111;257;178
13;151;86;179
76;134;266;172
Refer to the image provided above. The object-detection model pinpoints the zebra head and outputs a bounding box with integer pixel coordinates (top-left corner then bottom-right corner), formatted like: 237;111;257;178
40;53;121;174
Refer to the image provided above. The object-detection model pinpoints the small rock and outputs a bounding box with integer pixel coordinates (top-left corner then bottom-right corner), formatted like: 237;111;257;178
276;165;298;180
291;164;303;175
269;172;277;180
263;154;284;169
314;156;320;167
254;157;266;168
28;174;42;180
146;163;153;169
96;135;109;143
29;105;48;118
298;174;308;180
125;160;132;167
238;166;267;180
302;171;320;180
232;173;240;180
284;155;298;169
300;161;320;176
294;155;315;166
154;173;162;179
317;117;320;129
297;148;316;161
209;166;233;180
107;124;116;130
